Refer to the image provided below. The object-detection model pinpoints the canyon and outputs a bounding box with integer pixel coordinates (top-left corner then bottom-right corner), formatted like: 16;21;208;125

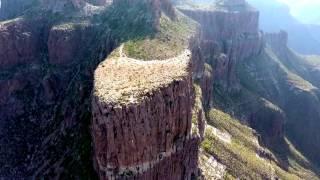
0;0;320;179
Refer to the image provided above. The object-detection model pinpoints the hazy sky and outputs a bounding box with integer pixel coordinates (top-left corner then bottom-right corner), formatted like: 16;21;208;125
277;0;320;24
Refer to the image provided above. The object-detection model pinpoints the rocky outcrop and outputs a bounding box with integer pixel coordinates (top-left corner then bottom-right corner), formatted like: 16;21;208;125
92;49;200;179
265;30;288;47
0;3;118;177
0;18;44;69
189;37;214;108
180;0;263;90
160;0;176;19
264;30;289;56
249;100;285;145
47;22;97;65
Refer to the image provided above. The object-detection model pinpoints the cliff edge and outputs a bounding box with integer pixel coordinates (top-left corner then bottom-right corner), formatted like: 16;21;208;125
92;46;200;179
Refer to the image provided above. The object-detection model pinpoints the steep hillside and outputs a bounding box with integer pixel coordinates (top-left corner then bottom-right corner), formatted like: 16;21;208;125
0;0;203;178
178;0;320;179
0;0;159;178
201;108;319;179
238;32;320;167
1;0;320;179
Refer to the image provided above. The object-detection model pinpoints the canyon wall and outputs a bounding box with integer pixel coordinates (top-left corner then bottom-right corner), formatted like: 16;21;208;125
181;0;286;149
0;0;169;177
0;4;116;177
0;18;44;68
181;2;263;91
91;51;201;179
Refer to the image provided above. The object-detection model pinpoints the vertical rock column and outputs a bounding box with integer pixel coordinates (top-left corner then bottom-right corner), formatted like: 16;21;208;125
91;50;200;179
180;1;264;90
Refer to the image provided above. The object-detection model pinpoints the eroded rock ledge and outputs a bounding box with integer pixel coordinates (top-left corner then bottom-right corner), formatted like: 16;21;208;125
92;48;200;179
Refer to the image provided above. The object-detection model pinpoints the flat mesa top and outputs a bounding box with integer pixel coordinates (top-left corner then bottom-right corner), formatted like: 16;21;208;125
94;49;191;105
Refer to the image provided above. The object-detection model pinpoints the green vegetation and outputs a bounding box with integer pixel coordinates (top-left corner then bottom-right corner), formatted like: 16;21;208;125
202;109;319;179
203;109;277;179
96;1;156;42
123;12;198;60
207;43;320;179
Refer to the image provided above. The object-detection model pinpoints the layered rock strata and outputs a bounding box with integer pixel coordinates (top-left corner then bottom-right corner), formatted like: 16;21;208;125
92;48;200;179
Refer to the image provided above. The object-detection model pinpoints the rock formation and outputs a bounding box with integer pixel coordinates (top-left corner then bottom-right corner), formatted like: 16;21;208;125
264;30;289;56
91;48;201;179
0;18;42;68
0;0;117;176
47;22;97;65
2;0;320;178
180;0;263;90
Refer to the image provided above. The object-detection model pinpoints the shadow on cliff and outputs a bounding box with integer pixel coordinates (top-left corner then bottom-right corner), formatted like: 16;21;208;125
0;1;156;178
40;1;158;177
211;83;320;176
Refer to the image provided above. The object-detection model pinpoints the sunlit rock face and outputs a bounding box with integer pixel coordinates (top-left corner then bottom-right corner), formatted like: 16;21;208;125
91;50;201;179
180;0;263;90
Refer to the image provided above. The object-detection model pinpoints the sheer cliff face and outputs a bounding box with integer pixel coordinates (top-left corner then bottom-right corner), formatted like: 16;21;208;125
91;50;201;179
181;4;263;90
0;3;115;178
261;31;320;163
183;1;320;176
0;18;44;68
0;0;197;178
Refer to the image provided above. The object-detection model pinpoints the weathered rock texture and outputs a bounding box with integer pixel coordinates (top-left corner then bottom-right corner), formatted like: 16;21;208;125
249;100;285;145
47;22;97;65
0;0;171;177
0;4;117;177
92;49;200;179
181;1;263;90
189;36;214;108
0;18;44;69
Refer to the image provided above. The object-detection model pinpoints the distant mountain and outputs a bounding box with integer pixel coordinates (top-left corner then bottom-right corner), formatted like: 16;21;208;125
248;0;320;55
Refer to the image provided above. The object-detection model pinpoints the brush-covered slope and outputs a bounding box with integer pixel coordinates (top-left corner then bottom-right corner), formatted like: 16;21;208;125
238;32;320;166
207;31;320;179
176;0;320;179
201;108;319;179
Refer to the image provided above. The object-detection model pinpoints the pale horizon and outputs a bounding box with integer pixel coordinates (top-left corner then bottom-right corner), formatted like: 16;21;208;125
277;0;320;24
